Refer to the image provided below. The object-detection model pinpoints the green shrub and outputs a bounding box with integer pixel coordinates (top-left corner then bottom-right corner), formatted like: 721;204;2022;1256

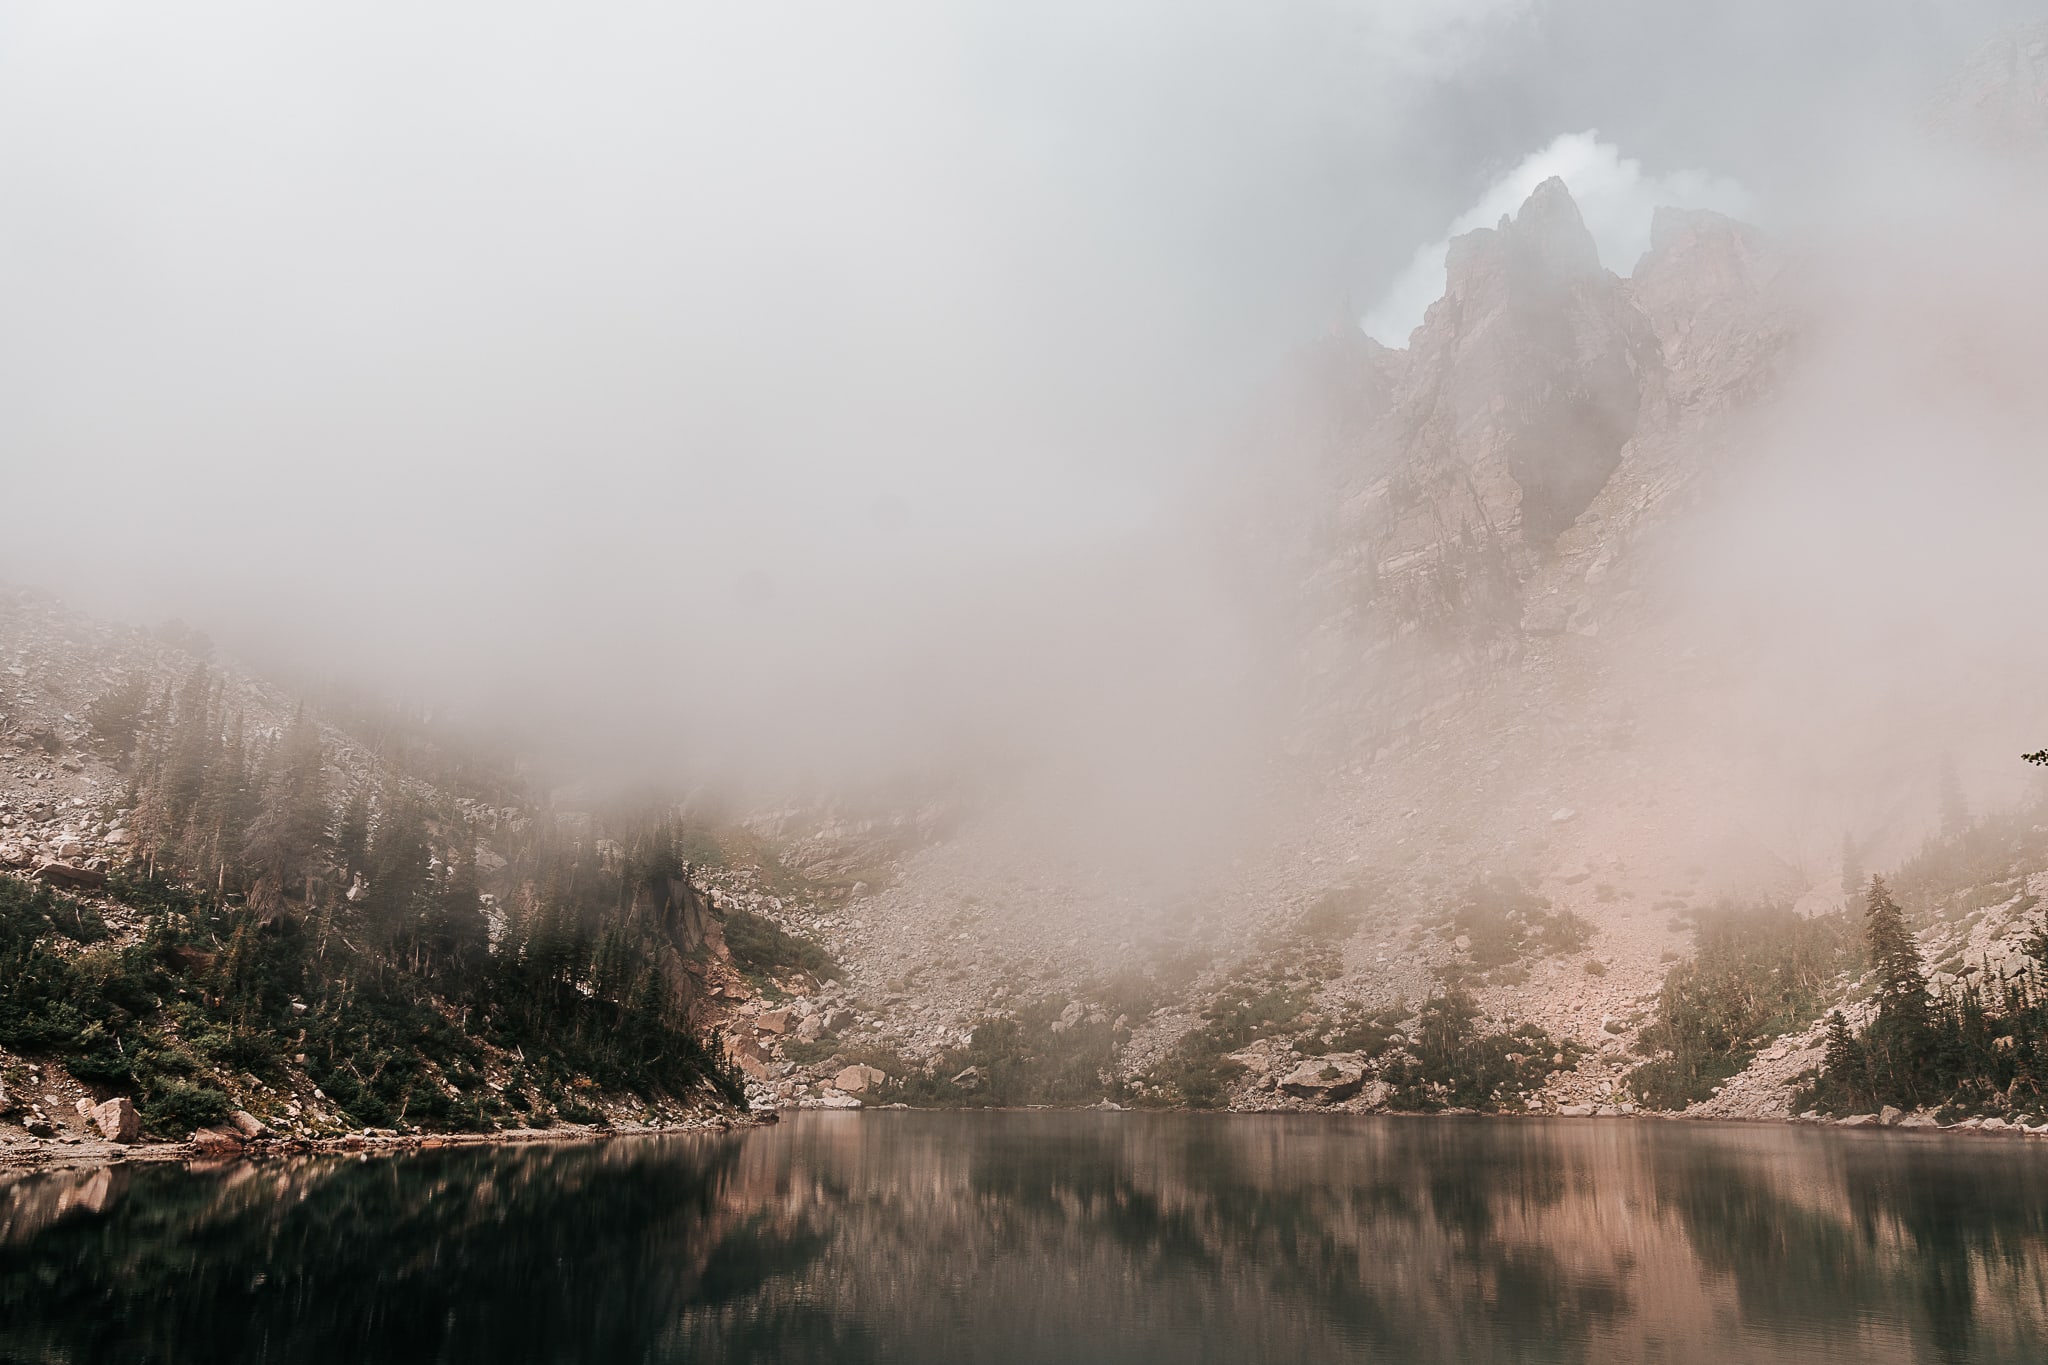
1381;986;1576;1112
722;907;840;984
143;1081;232;1135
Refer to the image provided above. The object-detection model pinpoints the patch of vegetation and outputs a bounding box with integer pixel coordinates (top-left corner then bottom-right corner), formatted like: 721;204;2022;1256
1380;985;1579;1112
1628;903;1860;1109
1803;871;2048;1120
1310;1003;1414;1056
1297;886;1372;944
1143;970;1319;1107
1443;874;1593;973
1;852;742;1138
722;907;840;986
881;996;1129;1108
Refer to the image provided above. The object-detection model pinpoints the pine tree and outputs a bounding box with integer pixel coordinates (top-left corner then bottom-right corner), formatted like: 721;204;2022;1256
148;665;215;855
190;709;253;894
1866;877;1927;1006
84;674;151;763
243;710;329;914
1839;832;1864;907
1821;1009;1870;1110
417;824;487;982
365;781;432;944
335;782;372;882
1862;876;1932;1105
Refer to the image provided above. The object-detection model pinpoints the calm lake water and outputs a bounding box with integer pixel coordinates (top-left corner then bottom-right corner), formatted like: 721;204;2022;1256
4;1112;2047;1364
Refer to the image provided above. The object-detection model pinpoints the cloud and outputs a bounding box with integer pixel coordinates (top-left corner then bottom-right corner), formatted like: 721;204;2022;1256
1361;131;1751;345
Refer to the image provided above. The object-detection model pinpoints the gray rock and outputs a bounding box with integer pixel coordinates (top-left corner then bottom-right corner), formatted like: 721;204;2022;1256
1277;1057;1366;1103
33;860;106;890
1558;1104;1595;1117
1837;1114;1878;1127
1879;1105;1904;1126
92;1096;140;1143
833;1064;887;1094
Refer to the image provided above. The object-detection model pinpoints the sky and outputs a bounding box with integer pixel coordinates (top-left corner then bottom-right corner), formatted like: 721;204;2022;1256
0;0;2038;790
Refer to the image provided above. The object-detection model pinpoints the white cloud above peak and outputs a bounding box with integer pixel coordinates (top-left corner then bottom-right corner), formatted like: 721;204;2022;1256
1361;131;1750;346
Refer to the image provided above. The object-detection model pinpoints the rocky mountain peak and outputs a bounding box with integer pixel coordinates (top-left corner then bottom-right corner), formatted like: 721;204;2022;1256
1933;22;2048;153
1441;175;1605;314
1374;177;1656;565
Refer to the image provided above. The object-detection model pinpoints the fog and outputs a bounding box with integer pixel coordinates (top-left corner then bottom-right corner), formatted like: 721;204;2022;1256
2;0;2042;842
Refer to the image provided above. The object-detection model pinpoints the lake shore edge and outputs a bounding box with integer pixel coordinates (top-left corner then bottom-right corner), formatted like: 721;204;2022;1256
11;1101;2048;1176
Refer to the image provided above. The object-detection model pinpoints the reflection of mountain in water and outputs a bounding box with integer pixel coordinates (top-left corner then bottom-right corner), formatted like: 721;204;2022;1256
4;1115;2047;1364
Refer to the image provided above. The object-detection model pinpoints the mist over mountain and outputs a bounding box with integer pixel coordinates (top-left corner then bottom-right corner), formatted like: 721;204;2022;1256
6;7;2048;1147
4;1;2042;798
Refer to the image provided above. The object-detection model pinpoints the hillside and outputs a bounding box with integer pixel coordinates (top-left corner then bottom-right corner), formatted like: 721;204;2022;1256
0;590;770;1156
693;39;2048;1125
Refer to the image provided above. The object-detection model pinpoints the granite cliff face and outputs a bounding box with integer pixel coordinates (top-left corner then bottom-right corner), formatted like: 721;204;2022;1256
1280;177;1792;755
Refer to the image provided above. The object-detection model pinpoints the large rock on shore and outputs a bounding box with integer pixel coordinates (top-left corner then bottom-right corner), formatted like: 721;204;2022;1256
833;1064;888;1094
91;1096;140;1143
1278;1057;1367;1103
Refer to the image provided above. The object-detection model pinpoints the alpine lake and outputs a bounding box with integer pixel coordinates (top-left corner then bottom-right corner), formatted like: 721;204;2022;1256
5;1111;2046;1364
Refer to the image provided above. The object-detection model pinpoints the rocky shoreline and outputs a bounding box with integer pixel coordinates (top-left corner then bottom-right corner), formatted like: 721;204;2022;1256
14;1102;2048;1179
0;1110;763;1175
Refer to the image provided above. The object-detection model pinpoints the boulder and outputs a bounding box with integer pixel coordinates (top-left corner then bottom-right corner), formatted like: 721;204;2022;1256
91;1097;140;1143
229;1110;270;1140
823;1008;856;1033
1558;1104;1595;1118
754;1010;791;1036
803;1093;862;1110
795;1014;827;1043
189;1127;245;1157
950;1066;985;1092
1879;1105;1904;1127
103;828;134;847
34;861;106;891
833;1064;888;1094
1898;1112;1941;1129
1277;1057;1367;1103
1837;1114;1879;1127
54;837;84;860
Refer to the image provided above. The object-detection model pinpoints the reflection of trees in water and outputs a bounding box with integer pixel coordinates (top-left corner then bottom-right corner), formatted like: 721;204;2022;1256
1647;1130;2048;1365
0;1138;847;1364
3;1118;2045;1364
